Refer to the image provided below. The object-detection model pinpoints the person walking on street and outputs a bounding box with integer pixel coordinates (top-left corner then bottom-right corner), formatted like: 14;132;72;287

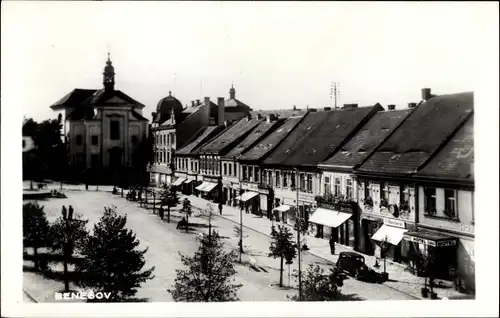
218;202;223;215
329;236;335;255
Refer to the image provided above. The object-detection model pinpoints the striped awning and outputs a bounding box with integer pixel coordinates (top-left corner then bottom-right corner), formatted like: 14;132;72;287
274;205;291;212
235;191;259;203
195;182;208;191
172;178;186;186
201;182;218;192
310;207;352;229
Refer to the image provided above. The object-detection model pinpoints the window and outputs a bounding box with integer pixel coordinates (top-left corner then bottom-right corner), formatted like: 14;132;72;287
228;163;232;176
195;162;198;172
324;176;331;195
471;192;474;224
444;189;457;217
268;171;272;186
364;182;370;198
306;174;312;192
275;171;280;187
131;135;138;144
346;179;353;199
424;187;436;213
223;163;227;175
167;152;170;164
254;168;259;183
380;182;387;200
191;161;194;171
76;135;83;145
283;172;288;187
91;154;100;168
334;178;341;196
163;135;166;144
91;135;98;145
110;120;120;140
262;170;267;184
291;172;296;188
234;164;237;177
248;167;253;182
243;166;247;180
299;174;305;191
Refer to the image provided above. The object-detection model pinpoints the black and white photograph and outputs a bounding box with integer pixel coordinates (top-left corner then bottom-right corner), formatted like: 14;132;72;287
1;1;498;317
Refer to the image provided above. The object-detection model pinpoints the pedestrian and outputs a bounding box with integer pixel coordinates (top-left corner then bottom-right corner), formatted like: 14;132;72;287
329;236;335;255
85;183;88;191
218;202;223;215
159;206;164;220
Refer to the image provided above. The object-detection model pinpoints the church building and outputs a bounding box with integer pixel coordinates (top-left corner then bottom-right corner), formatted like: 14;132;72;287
50;53;149;184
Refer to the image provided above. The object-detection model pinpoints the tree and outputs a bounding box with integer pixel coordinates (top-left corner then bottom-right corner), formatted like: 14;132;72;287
233;225;249;256
269;225;297;287
294;217;309;250
180;198;193;233
76;206;155;302
289;264;344;301
199;203;216;240
160;184;180;223
50;205;89;292
23;202;51;270
167;231;242;302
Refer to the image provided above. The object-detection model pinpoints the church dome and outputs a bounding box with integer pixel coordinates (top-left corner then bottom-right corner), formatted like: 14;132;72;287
154;91;183;124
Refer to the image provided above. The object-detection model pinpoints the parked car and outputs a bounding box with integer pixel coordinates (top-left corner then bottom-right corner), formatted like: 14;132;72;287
336;251;384;283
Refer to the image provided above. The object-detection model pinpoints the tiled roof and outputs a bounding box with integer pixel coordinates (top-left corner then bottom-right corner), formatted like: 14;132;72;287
415;114;474;182
264;106;381;167
50;89;97;110
224;119;284;159
174;106;209;149
131;110;149;121
197;118;262;155
50;88;145;110
225;98;251;109
356;92;474;175
320;109;412;169
176;126;226;155
238;116;304;162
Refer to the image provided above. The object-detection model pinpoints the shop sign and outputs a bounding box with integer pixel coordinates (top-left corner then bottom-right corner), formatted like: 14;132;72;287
363;214;381;222
460;223;474;234
298;193;315;203
384;218;405;229
404;235;436;247
436;239;457;247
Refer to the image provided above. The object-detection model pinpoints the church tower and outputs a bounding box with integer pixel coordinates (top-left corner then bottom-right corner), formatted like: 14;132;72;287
103;52;115;91
229;83;236;99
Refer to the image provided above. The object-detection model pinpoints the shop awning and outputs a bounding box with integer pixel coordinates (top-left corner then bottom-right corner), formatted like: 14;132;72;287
235;191;259;203
184;179;193;184
309;207;352;228
172;178;186;186
200;182;218;192
274;205;292;212
403;231;457;247
195;182;208;191
371;224;408;246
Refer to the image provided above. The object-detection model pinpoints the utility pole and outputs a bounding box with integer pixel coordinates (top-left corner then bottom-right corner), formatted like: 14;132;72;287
295;168;302;300
239;169;243;263
330;82;340;110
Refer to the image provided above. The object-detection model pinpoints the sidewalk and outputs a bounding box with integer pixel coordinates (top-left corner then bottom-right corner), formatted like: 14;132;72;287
182;194;467;300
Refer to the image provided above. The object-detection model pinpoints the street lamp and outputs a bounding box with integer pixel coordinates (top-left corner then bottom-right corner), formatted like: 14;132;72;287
295;168;302;301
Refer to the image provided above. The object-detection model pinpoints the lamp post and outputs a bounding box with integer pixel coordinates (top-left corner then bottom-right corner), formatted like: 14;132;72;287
295;168;302;300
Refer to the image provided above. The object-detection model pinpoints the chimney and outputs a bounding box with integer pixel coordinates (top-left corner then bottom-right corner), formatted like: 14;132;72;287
408;102;417;109
324;107;332;111
203;97;211;126
421;88;432;101
343;104;358;109
196;99;201;106
266;115;271;124
191;101;195;107
387;104;396;110
293;105;297;110
217;97;225;125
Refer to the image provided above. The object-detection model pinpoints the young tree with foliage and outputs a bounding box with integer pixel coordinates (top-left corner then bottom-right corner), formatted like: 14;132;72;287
167;231;242;302
269;225;297;287
378;236;391;277
289;264;344;301
199;202;216;239
76;206;155;302
160;184;180;222
50;205;89;292
180;198;193;233
23;202;51;270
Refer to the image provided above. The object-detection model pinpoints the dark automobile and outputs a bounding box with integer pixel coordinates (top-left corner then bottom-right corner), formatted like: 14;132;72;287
336;252;384;283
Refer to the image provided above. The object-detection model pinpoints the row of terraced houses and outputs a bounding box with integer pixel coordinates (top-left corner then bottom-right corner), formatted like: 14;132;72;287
148;87;474;290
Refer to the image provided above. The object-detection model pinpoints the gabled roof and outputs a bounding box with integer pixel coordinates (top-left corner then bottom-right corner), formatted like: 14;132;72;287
131;110;149;121
50;88;145;110
223;119;284;159
225;98;251;109
356;92;474;175
264;106;381;167
176;126;226;155
238;116;304;162
197;118;262;155
319;109;412;170
415;114;474;183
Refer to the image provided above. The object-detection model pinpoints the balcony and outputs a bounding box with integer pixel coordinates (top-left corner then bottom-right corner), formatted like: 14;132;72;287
314;194;355;213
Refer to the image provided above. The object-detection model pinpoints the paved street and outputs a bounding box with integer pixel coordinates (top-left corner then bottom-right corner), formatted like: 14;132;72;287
23;186;462;302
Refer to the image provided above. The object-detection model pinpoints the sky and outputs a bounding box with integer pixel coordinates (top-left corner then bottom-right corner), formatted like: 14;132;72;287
1;1;497;122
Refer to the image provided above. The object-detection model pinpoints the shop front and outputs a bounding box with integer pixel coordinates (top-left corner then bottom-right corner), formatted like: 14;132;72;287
236;191;260;215
309;205;353;245
195;180;219;201
273;204;292;223
403;230;458;279
370;218;409;263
